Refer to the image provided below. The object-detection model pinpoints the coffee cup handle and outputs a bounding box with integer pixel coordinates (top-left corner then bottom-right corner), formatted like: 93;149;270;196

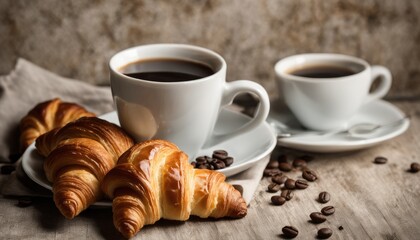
203;80;270;148
365;65;392;103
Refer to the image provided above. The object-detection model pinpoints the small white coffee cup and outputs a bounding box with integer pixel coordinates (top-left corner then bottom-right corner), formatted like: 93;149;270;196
274;53;392;131
110;44;270;158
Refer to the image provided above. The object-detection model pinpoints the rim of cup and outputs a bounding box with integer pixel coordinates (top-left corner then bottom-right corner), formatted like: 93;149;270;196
109;43;226;85
274;53;370;83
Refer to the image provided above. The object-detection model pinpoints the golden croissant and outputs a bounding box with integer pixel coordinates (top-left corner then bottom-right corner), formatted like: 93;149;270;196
35;117;134;219
101;139;247;238
20;98;95;153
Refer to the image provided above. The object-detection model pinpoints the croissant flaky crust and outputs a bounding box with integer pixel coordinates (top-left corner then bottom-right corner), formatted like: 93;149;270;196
35;117;134;219
20;98;95;153
101;139;247;238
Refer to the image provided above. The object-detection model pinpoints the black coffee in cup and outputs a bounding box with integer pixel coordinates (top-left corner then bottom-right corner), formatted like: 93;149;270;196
288;65;359;78
119;58;214;82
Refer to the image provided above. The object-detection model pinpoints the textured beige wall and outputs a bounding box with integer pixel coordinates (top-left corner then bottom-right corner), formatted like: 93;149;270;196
1;0;419;97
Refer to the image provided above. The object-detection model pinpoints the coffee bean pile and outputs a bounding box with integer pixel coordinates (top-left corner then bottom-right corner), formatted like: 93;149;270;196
191;150;234;170
264;154;339;239
264;155;318;208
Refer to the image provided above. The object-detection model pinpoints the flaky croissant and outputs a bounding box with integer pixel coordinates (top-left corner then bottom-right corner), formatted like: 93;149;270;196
35;117;134;219
101;139;247;239
20;98;95;153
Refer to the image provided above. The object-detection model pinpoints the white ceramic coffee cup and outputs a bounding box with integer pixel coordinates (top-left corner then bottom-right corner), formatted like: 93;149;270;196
275;53;392;131
110;44;270;158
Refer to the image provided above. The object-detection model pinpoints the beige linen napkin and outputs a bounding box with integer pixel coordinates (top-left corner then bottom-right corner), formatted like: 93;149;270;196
0;58;114;163
0;58;270;205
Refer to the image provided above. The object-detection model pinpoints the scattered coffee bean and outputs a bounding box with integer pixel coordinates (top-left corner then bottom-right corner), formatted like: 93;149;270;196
233;184;243;196
374;156;388;164
338;226;344;230
271;195;286;205
285;178;296;189
272;174;288;184
317;227;333;239
310;212;326;223
302;169;318;181
295;179;308;189
321;206;335;215
267;183;281;193
264;168;282;177
192;150;234;170
16;198;33;208
279;162;293;172
318;191;331;203
277;154;288;163
410;162;420;173
281;189;294;201
1;165;16;175
292;158;307;168
267;160;279;169
282;226;298;238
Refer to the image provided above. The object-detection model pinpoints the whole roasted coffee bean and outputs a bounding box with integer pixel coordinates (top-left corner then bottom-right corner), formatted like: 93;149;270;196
374;156;388;164
213;149;228;157
196;163;208;169
302;169;318;181
190;162;197;167
223;157;234;166
321;206;335;215
310;212;326;223
295;179;308;189
211;159;226;170
271;195;286;205
410;162;420;173
264;168;282;177
281;189;294;201
267;160;279;169
272;174;287;184
267;183;281;193
317;228;333;239
285;178;296;189
212;153;227;160
282;226;298;238
279;162;293;172
319;191;331;203
292;158;307;168
195;156;207;164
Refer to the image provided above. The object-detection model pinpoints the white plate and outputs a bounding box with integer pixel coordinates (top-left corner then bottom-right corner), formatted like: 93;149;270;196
21;108;277;206
268;99;410;153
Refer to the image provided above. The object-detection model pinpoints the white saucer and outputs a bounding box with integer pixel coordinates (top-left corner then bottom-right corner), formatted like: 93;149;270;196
268;99;410;153
21;108;277;206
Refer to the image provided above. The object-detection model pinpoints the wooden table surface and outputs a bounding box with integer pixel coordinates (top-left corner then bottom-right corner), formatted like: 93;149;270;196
1;99;419;240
